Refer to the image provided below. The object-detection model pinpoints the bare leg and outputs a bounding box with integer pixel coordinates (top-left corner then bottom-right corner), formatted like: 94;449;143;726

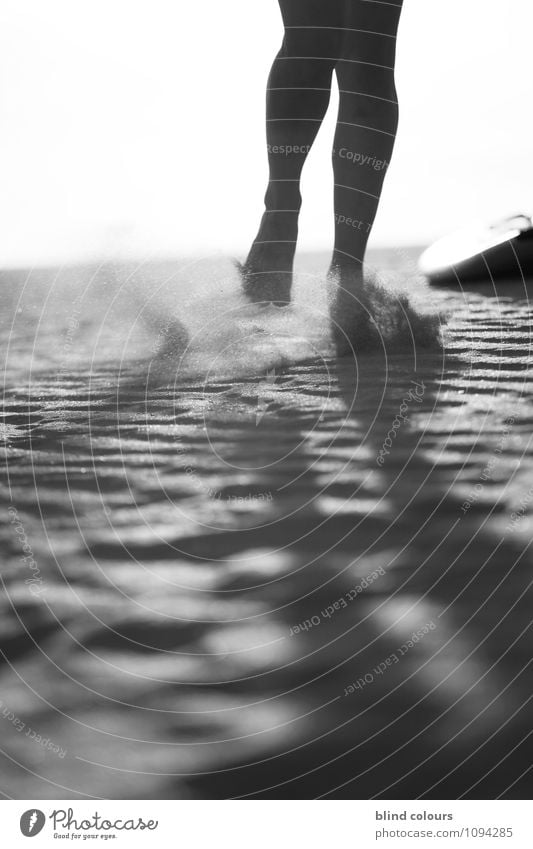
331;1;403;274
329;1;403;350
241;7;338;305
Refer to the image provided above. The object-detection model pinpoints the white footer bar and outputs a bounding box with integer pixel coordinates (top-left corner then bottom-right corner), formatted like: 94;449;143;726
1;800;531;848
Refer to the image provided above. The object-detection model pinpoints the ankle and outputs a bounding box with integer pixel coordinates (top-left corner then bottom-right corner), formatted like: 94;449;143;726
258;209;299;239
264;185;302;214
244;238;295;275
331;242;364;261
329;253;363;279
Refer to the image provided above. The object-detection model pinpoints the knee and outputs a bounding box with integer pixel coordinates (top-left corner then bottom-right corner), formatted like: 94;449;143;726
279;29;338;72
338;72;399;131
273;46;335;89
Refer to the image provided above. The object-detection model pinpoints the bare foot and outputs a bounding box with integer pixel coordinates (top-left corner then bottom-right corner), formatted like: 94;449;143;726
239;212;297;306
328;264;379;355
329;264;443;356
236;262;292;307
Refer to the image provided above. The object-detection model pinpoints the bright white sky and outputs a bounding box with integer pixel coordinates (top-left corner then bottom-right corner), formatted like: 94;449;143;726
0;0;531;266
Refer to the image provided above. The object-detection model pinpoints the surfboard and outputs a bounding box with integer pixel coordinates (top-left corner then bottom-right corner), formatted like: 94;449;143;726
419;214;533;284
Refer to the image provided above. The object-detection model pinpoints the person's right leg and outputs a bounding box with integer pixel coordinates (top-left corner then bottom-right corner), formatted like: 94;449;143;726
331;0;403;274
328;0;404;352
241;1;340;305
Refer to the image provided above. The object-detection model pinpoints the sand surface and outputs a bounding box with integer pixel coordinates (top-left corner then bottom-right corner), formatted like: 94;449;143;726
1;249;532;799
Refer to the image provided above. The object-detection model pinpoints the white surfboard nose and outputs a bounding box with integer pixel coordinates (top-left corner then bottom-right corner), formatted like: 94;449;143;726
419;213;533;282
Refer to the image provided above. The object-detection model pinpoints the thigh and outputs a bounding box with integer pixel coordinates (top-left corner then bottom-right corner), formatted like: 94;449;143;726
277;0;345;29
343;0;404;34
277;0;403;65
277;0;346;57
341;0;404;64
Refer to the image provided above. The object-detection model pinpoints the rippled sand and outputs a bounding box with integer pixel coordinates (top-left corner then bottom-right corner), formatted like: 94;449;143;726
1;250;532;799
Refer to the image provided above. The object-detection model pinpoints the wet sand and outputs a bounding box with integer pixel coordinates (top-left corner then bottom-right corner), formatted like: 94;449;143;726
1;249;532;799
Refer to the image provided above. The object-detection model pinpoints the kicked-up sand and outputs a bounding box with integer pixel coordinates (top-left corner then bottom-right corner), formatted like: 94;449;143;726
0;249;532;799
